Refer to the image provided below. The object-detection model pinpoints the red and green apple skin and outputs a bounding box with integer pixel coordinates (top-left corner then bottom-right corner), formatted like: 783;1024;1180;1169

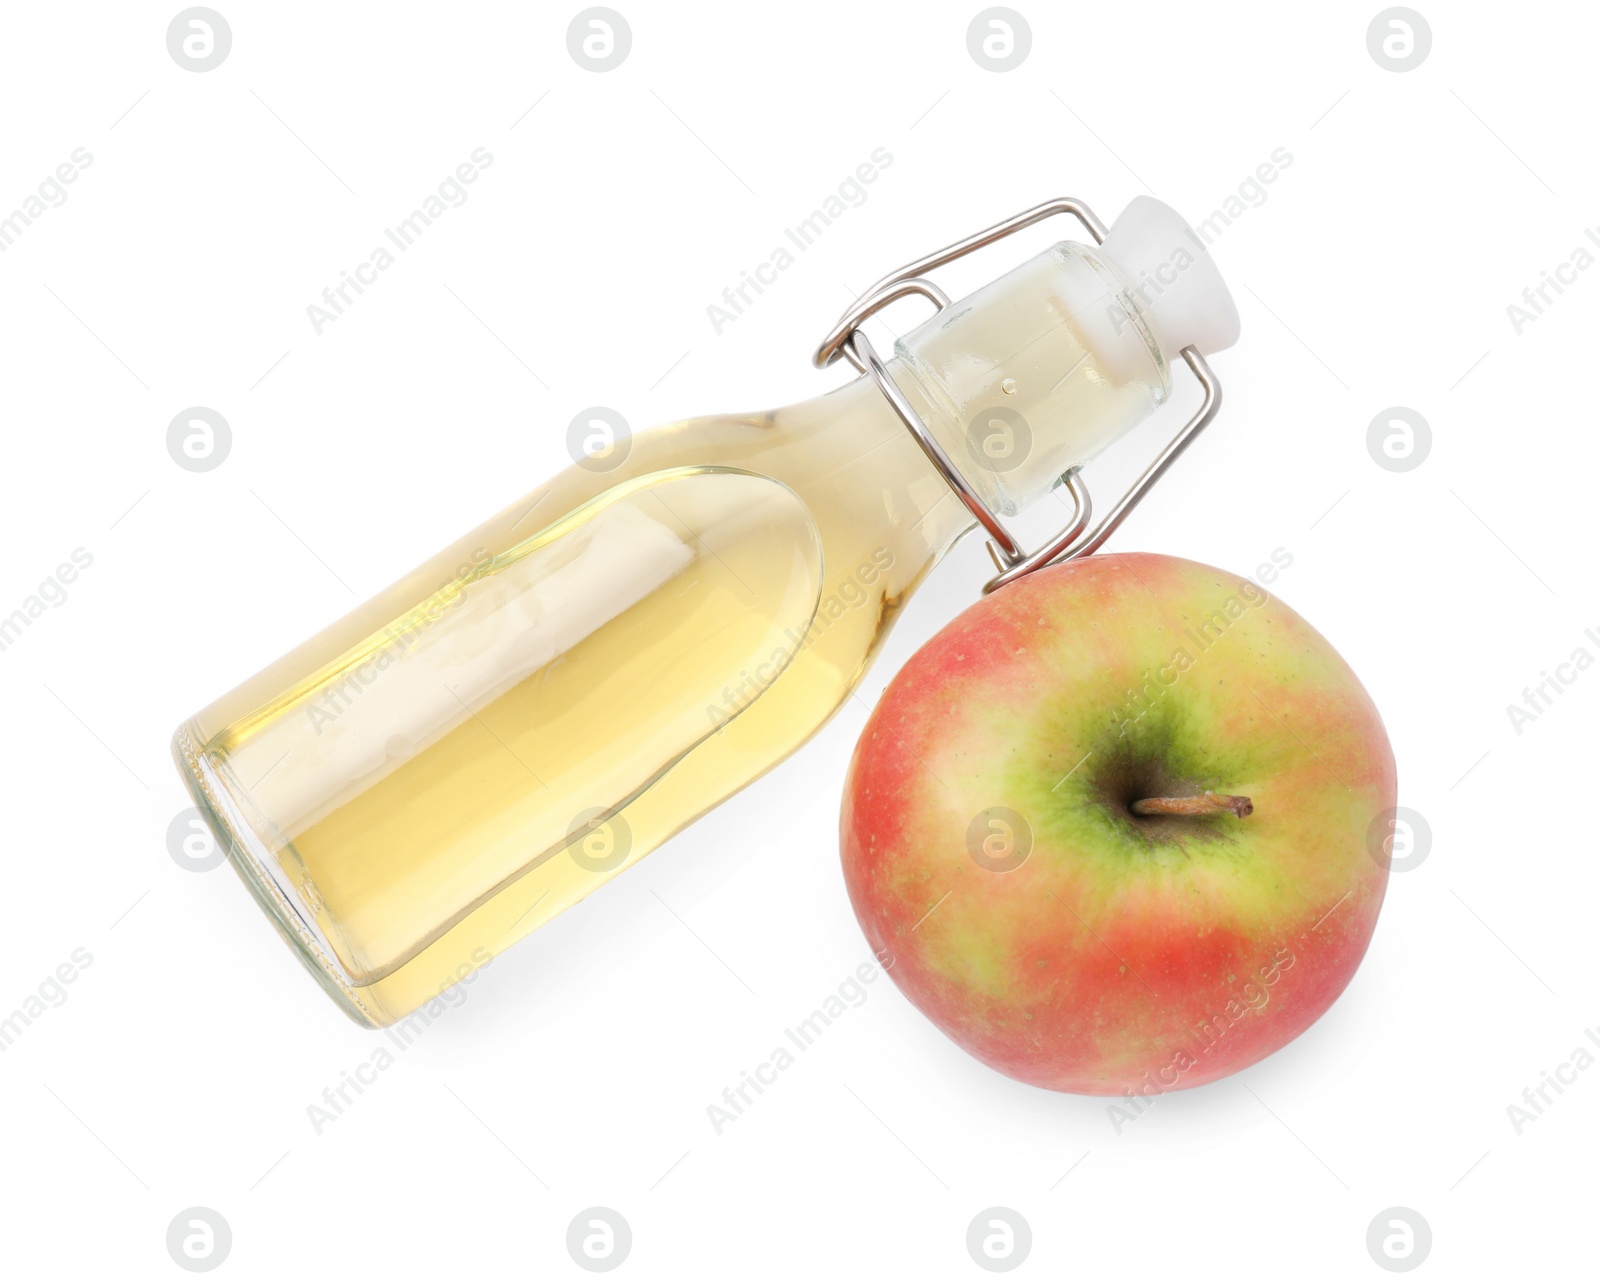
841;553;1396;1095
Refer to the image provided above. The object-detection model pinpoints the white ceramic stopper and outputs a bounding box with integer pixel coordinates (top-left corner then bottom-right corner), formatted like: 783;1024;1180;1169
1096;196;1241;358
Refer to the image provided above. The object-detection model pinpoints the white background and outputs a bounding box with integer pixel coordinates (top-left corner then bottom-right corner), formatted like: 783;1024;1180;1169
0;1;1592;1275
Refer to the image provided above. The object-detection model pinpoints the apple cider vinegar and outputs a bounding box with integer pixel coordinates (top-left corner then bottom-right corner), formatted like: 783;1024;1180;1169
174;199;1240;1026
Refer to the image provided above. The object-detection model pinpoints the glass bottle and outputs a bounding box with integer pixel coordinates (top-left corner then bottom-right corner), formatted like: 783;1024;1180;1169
172;196;1240;1026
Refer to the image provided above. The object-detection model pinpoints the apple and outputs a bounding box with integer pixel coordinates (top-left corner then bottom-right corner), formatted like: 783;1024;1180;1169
840;552;1395;1096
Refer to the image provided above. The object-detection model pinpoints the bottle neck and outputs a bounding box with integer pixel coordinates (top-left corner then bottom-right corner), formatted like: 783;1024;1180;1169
889;240;1173;518
785;245;1174;594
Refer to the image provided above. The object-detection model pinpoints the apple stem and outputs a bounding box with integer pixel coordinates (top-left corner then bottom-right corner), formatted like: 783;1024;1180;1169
1130;792;1254;819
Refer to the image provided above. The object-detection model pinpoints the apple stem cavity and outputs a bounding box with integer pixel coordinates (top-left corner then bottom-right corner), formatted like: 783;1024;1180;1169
1130;792;1254;819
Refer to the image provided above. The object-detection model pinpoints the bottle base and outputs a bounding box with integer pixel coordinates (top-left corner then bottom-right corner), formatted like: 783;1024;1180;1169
171;722;382;1028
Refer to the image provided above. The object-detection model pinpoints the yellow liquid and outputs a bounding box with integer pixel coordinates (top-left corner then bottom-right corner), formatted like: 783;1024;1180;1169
177;378;973;1024
174;257;1167;1027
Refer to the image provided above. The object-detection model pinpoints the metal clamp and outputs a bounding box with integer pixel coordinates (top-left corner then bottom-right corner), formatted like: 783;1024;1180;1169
813;198;1223;594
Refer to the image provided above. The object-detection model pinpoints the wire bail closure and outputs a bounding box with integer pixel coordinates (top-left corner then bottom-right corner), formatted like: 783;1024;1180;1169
812;198;1223;594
